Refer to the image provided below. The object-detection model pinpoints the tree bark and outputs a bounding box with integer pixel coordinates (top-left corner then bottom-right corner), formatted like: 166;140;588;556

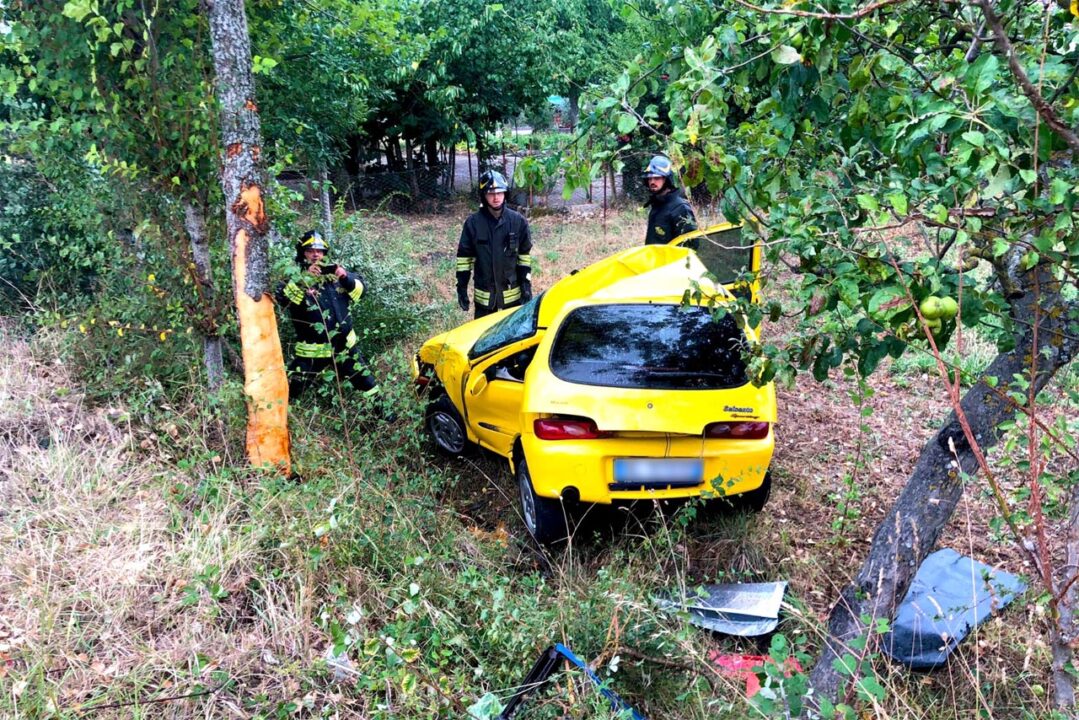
810;267;1079;702
182;200;224;391
567;91;580;130
1053;483;1079;708
206;0;290;473
405;137;419;197
316;161;333;243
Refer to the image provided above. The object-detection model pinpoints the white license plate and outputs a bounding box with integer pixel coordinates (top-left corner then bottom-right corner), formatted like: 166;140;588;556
613;458;703;484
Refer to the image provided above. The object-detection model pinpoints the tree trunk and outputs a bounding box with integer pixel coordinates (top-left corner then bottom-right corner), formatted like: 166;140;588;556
810;267;1079;702
316;161;333;242
206;0;290;473
567;91;580;130
182;200;224;391
424;137;438;168
405;137;419;197
1053;483;1079;708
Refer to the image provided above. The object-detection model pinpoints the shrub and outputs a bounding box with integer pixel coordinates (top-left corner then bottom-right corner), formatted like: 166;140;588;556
269;195;431;362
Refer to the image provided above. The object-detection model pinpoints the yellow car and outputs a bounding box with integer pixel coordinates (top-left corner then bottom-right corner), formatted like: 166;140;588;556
413;224;776;544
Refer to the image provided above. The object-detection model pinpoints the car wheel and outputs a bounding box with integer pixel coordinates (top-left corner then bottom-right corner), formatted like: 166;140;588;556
737;471;772;512
517;456;569;545
425;395;468;456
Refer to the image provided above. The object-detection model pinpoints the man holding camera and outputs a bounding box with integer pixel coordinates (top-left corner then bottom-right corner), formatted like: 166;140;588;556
276;230;384;403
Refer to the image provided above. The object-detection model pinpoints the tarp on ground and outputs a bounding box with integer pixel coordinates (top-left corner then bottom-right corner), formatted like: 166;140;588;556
881;548;1026;669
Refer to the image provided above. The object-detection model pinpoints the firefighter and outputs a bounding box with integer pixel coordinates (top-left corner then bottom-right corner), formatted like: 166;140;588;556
456;170;533;319
277;230;387;408
643;155;698;249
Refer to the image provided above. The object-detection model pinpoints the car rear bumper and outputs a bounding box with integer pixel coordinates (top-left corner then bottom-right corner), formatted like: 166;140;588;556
520;432;774;504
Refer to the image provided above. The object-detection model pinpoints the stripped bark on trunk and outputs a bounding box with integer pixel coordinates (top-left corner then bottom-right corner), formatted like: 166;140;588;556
810;266;1079;701
182;200;224;391
206;0;289;472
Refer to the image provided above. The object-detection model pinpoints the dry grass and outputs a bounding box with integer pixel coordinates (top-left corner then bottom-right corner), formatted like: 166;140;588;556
0;325;313;717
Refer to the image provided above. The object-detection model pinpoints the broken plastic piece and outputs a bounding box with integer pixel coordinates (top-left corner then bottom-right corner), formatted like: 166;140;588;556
497;643;645;720
882;548;1026;669
709;652;804;697
656;582;787;636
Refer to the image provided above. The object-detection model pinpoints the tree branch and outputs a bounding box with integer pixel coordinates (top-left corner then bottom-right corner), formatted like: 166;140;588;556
975;0;1079;155
729;0;910;21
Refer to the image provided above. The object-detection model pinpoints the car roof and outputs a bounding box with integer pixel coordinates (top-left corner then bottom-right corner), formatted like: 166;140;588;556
537;245;726;328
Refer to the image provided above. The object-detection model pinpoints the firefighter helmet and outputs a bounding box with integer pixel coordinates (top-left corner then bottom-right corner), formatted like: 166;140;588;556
296;229;330;263
478;170;509;205
643;155;676;183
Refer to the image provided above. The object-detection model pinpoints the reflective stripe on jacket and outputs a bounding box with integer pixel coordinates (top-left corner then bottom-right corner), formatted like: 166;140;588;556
276;269;365;350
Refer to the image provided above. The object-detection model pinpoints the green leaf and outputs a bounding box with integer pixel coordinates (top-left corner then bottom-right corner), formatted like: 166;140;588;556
886;191;908;216
62;0;94;22
961;130;985;147
772;46;802;65
1050;178;1069;204
867;286;907;319
855;194;879;212
616;113;637;134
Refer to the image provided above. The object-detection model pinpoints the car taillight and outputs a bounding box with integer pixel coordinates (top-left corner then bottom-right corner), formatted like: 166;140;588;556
534;417;606;440
704;421;770;440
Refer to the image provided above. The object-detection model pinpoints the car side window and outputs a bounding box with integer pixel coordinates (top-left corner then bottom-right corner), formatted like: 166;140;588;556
693;226;754;285
487;347;536;383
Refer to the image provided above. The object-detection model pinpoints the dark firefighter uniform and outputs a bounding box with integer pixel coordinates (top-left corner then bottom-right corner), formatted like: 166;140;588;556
456;205;533;319
642;154;698;249
644;188;698;248
276;256;379;399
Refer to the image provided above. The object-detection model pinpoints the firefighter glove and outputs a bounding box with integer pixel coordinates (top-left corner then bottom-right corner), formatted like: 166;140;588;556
457;287;470;312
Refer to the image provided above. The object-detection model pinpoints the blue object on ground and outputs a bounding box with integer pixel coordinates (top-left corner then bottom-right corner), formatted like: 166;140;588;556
882;548;1026;670
497;643;645;720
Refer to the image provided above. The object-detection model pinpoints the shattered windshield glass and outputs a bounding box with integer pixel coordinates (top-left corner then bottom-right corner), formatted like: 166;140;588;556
469;292;544;359
549;303;748;389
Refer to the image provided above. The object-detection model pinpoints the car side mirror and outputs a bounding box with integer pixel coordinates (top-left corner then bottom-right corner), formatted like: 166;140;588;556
470;374;488;396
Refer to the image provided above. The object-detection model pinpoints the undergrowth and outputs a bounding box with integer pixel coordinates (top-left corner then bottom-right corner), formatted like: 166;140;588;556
1;208;1061;719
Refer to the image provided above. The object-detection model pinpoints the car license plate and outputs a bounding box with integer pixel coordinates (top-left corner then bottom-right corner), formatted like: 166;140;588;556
613;458;703;485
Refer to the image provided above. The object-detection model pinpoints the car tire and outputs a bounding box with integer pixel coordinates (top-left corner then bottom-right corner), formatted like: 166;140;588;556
425;395;468;456
737;471;772;512
517;456;569;546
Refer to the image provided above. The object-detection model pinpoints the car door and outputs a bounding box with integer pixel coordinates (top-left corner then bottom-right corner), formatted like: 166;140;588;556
671;221;761;303
464;337;539;457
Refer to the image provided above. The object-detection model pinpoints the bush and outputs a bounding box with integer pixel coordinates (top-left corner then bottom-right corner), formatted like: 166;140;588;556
0;155;119;310
267;188;432;362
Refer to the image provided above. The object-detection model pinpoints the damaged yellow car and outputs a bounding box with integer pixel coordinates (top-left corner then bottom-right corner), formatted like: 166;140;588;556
413;224;776;544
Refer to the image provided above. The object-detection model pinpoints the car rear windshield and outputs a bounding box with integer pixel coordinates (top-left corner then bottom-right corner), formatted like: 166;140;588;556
549;303;749;390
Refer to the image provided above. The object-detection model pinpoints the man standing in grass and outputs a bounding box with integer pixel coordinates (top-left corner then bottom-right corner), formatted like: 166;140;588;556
456;170;534;319
277;230;388;412
643;155;698;249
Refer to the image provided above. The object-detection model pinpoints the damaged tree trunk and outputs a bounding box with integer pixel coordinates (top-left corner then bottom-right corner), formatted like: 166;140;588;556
182;200;224;391
206;0;290;472
810;267;1079;702
316;161;333;243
